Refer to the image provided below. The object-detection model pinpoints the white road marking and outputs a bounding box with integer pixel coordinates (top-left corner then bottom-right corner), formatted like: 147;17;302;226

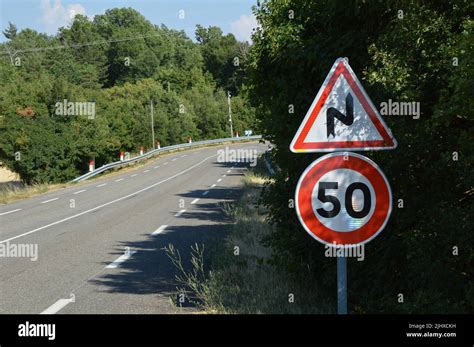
144;170;150;173
211;184;216;188
41;297;75;314
181;155;187;158
0;208;22;216
163;162;169;165
154;166;160;169
174;209;186;217
171;158;177;161
131;174;138;177
227;169;231;173
202;191;209;196
0;154;217;244
152;225;168;236
106;251;137;269
0;154;217;245
222;174;226;177
115;178;124;182
191;198;200;205
41;198;59;204
97;183;107;187
217;178;223;183
73;189;87;195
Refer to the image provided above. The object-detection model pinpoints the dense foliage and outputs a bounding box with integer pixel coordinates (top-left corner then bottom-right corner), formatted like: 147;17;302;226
0;8;256;183
249;0;473;313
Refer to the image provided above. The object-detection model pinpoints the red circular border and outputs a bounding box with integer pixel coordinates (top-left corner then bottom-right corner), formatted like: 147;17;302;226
296;154;391;245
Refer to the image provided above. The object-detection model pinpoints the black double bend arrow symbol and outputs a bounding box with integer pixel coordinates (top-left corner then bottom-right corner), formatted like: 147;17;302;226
326;93;354;138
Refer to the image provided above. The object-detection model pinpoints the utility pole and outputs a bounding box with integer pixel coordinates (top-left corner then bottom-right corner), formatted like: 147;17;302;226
227;91;233;138
150;100;155;149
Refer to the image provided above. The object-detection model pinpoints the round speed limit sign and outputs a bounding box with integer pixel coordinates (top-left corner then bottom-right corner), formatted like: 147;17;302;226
295;152;392;246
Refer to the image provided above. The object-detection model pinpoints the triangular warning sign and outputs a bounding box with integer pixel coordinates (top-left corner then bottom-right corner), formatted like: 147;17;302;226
290;58;397;152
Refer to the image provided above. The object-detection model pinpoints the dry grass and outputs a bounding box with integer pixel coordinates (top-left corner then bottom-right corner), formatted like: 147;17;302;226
0;182;71;205
165;162;332;314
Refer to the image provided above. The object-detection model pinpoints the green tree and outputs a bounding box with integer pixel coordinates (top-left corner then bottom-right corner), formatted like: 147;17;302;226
195;25;246;95
3;22;17;40
249;0;473;313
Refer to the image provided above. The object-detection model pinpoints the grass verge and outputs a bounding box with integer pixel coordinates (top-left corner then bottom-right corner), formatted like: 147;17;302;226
0;182;71;205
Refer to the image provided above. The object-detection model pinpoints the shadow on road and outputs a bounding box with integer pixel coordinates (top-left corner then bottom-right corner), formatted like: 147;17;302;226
89;162;248;309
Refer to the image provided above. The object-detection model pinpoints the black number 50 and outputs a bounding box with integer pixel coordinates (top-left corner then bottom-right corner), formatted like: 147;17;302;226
316;181;371;219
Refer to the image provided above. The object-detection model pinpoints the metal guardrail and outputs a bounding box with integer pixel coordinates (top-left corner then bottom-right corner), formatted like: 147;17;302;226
71;135;262;182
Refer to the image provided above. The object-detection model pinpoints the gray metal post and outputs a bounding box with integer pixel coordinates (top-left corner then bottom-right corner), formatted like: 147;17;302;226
337;256;348;314
150;100;155;149
227;91;233;138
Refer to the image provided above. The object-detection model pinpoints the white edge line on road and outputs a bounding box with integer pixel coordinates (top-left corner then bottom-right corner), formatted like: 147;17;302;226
191;198;200;205
144;170;150;173
222;174;226;177
227;169;231;173
97;183;107;187
115;178;124;182
131;174;138;177
211;184;216;188
106;251;137;269
174;209;186;217
73;189;87;195
0;208;22;216
41;297;74;314
0;154;216;245
202;191;209;196
217;178;223;182
41;198;59;204
153;166;160;169
152;225;168;236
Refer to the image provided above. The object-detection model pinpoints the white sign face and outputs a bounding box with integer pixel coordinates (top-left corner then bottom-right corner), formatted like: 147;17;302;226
290;58;397;152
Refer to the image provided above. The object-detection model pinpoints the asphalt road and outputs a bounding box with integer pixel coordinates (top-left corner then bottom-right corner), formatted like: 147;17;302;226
0;141;266;314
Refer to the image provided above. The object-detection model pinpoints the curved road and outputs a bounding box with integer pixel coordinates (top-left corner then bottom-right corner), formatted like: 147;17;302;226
0;141;265;314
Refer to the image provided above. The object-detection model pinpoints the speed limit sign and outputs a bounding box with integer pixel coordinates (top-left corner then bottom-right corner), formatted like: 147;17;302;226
295;152;392;246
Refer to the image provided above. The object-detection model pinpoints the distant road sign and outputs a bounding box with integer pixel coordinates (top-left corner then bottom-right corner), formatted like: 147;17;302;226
290;58;397;152
295;152;392;245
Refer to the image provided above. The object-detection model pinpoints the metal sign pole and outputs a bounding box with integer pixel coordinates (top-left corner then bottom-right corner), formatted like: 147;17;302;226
337;255;348;314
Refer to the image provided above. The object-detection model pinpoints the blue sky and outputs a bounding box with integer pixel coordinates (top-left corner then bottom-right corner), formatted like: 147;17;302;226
0;0;259;43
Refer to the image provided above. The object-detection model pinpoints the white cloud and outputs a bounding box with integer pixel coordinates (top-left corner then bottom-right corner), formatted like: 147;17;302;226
41;0;86;31
230;14;259;42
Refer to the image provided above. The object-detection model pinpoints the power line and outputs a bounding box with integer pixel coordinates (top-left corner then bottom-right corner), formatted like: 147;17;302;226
0;32;163;57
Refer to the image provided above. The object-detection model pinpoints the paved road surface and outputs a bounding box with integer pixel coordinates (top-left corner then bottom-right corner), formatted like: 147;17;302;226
0;141;265;314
